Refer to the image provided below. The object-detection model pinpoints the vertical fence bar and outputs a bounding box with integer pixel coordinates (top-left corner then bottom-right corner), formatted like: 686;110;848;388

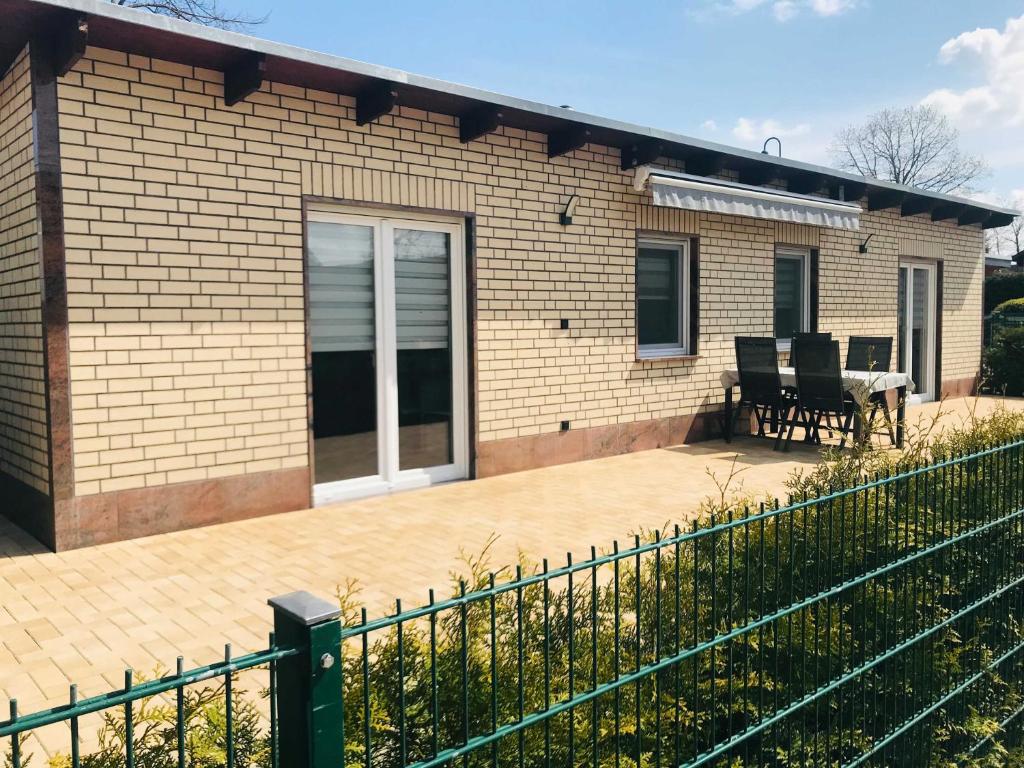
398;599;408;768
361;608;370;768
430;589;438;761
567;553;576;766
613;543;622;768
268;591;344;768
459;579;469;768
488;578;497;768
224;644;234;768
176;657;186;768
125;669;134;768
269;633;279;768
9;700;18;768
516;566;525;768
591;546;599;768
543;559;551;768
69;684;79;768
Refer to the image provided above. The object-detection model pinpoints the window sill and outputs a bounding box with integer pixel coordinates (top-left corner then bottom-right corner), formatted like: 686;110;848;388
637;350;700;362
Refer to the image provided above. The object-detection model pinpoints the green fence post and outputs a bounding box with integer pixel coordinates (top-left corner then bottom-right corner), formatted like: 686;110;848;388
269;591;344;768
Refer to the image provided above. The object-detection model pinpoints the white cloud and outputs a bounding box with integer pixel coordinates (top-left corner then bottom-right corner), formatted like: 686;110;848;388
772;2;798;22
701;119;719;131
808;0;857;16
922;14;1024;127
732;117;811;143
707;0;857;21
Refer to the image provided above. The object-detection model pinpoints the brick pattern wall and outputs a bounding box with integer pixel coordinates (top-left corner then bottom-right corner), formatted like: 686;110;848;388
0;46;49;495
820;208;983;381
55;46;984;496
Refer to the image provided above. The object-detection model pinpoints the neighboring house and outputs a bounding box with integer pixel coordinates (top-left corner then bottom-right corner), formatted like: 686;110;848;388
0;0;1018;550
985;254;1024;276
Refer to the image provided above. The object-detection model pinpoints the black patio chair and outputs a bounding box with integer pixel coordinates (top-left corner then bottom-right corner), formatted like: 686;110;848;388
780;338;857;451
790;331;832;369
733;336;798;441
789;331;834;436
846;335;896;445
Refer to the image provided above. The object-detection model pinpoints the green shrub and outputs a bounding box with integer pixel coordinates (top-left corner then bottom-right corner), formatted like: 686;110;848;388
984;271;1024;315
992;297;1024;317
983;327;1024;397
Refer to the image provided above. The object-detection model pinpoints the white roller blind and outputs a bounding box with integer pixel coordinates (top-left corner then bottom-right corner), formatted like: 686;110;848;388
394;229;451;351
308;221;375;353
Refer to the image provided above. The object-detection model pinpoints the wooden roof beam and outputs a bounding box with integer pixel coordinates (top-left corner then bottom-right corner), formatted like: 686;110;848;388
224;52;266;106
356;82;398;126
459;105;503;143
548;123;591;158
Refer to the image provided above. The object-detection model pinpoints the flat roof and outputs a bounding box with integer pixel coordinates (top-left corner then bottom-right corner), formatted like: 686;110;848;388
2;0;1018;227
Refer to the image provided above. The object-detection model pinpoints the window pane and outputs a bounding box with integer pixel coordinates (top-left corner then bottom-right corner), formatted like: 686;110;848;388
637;246;680;346
394;228;453;470
308;221;378;483
774;256;804;341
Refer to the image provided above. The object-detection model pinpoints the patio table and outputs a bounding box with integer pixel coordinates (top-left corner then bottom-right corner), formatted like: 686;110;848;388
719;367;915;447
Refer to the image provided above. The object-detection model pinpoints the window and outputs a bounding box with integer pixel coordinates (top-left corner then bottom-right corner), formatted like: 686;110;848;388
637;238;690;358
774;246;811;348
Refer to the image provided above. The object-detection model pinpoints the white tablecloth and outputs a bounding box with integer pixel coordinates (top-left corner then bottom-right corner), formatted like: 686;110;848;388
720;368;915;407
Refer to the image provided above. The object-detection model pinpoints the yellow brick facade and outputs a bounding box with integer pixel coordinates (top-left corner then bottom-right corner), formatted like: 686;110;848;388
0;45;49;495
50;46;984;498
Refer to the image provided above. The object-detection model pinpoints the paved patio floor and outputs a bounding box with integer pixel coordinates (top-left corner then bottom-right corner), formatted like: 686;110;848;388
2;396;1022;755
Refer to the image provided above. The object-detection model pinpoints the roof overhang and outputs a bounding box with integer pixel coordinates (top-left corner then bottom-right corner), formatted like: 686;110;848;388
1;0;1019;229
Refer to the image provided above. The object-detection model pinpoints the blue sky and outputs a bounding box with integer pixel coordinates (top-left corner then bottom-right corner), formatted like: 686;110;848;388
250;0;1023;205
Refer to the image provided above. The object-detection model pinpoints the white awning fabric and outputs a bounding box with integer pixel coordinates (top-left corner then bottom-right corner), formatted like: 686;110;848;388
635;166;861;230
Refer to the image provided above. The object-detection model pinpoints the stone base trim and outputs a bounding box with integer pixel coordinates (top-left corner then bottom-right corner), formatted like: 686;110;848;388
476;413;716;478
941;376;978;399
47;467;311;551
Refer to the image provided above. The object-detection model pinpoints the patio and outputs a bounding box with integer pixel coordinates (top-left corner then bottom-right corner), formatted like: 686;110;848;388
1;396;1021;751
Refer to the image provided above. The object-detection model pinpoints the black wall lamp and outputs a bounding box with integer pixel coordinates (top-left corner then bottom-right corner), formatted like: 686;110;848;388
560;195;579;226
761;136;782;157
859;233;874;254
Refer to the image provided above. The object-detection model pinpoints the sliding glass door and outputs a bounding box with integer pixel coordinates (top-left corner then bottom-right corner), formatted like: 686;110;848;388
898;260;938;403
307;209;468;504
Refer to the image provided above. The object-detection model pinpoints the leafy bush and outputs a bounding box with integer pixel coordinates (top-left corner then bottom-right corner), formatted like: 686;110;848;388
992;297;1024;317
984;271;1024;315
983;327;1024;397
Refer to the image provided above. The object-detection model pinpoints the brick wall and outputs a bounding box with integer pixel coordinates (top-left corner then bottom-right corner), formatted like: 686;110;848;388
0;45;49;495
54;46;984;497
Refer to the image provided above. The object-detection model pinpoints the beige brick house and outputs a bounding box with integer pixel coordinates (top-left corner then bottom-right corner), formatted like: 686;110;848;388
0;0;1017;550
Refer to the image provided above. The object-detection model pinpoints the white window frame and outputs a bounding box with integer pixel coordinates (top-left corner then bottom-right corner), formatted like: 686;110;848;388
774;245;812;352
898;258;938;404
636;237;690;359
306;205;469;506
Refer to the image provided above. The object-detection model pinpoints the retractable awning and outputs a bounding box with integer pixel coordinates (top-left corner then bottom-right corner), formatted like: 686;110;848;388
635;167;862;230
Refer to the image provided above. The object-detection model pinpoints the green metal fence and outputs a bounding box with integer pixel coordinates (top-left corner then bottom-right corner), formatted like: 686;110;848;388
0;641;295;768
4;439;1024;767
984;311;1024;346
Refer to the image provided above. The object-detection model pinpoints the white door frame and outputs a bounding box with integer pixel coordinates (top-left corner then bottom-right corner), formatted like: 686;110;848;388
899;259;938;404
308;207;469;505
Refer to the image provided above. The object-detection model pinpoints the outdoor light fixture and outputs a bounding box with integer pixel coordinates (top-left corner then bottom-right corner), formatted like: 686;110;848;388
859;233;874;254
761;136;782;157
560;195;579;226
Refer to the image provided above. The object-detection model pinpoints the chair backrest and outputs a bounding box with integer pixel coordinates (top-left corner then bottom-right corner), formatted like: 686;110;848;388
791;332;832;369
794;339;845;412
735;336;783;407
846;336;893;372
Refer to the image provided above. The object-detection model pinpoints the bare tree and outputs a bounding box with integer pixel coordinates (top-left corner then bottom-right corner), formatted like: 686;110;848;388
987;213;1024;264
112;0;266;29
829;105;988;194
